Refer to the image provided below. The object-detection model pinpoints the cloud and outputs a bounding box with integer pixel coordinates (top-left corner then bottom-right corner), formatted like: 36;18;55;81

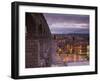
43;13;89;34
50;22;89;29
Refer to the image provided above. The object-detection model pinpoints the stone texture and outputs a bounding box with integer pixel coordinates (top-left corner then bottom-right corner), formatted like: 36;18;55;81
25;13;52;68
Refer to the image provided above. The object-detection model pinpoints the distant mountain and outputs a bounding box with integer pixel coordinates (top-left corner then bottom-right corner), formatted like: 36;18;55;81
52;33;89;42
53;33;89;39
53;33;89;37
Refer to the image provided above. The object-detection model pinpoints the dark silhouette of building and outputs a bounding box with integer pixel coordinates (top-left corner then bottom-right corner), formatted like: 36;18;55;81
25;13;52;68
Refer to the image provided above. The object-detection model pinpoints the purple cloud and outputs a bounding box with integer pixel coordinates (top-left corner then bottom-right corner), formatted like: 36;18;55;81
43;13;89;34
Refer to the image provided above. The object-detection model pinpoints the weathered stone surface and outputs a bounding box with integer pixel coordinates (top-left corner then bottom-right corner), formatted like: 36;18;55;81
25;13;52;68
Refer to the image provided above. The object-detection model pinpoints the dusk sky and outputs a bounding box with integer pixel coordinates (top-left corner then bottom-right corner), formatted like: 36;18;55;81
43;13;89;34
